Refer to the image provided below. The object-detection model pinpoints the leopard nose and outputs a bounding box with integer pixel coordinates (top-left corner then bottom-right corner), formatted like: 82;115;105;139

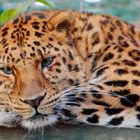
21;93;46;109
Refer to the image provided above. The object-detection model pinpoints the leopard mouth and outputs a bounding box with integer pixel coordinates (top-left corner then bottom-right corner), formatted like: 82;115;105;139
29;112;48;121
21;112;58;129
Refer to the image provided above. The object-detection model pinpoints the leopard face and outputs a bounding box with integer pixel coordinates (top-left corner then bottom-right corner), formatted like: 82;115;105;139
0;11;88;129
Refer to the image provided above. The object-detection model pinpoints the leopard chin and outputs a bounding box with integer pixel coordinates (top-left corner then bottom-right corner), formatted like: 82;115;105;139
21;114;58;129
0;112;19;128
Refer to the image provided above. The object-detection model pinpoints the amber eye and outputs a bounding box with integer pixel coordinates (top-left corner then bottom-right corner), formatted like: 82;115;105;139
41;57;54;69
1;67;13;75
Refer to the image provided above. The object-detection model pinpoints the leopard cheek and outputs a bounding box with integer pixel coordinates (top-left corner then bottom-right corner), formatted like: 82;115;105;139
0;74;15;95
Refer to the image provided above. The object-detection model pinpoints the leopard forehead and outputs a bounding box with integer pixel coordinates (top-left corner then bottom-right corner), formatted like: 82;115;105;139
0;11;64;65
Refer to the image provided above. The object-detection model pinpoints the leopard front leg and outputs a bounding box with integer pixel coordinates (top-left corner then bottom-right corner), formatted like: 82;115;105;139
54;81;140;128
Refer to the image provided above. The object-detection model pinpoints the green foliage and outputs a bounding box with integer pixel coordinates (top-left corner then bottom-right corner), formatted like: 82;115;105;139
35;0;53;8
0;0;52;25
0;8;19;25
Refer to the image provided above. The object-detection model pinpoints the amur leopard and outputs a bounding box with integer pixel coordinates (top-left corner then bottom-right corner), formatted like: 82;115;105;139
0;10;140;129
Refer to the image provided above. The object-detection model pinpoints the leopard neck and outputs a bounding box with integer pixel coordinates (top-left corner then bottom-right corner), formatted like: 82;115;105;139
72;12;104;72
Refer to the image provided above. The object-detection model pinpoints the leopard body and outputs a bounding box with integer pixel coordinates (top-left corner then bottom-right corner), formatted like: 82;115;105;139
0;10;140;129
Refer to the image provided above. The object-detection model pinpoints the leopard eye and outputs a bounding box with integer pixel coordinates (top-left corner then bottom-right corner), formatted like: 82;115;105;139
1;67;13;75
41;57;54;69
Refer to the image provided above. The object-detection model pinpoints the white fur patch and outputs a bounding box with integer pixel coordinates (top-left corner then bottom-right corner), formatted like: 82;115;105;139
21;115;58;129
0;112;18;127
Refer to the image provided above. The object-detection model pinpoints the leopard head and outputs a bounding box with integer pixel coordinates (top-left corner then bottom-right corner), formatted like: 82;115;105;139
0;10;88;129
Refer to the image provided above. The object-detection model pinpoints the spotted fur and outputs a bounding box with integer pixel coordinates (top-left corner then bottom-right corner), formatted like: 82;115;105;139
0;10;140;129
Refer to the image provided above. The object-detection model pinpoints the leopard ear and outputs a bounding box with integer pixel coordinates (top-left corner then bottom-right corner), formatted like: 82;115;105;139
47;10;75;31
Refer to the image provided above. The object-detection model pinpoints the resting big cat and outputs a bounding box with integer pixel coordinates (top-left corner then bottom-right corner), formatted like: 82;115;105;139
0;10;140;129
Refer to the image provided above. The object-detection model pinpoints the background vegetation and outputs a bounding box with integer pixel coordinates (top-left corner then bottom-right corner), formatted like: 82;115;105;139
0;0;140;25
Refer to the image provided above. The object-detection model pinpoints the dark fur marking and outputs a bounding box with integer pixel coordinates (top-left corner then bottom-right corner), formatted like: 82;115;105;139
96;66;108;78
49;37;53;41
104;45;110;52
87;114;99;123
24;15;31;23
73;65;79;72
67;64;73;71
100;17;110;25
80;93;87;98
116;20;122;26
92;93;102;99
109;117;124;125
92;100;111;107
103;53;114;62
108;33;113;40
132;80;140;86
30;53;35;57
72;28;78;33
62;57;66;64
121;41;129;48
26;31;30;36
77;36;82;40
96;85;104;90
46;44;53;48
58;41;63;46
2;27;9;32
31;21;39;25
110;26;115;32
123;59;136;67
129;50;140;61
86;23;93;31
5;48;9;54
106;108;124;115
104;80;128;87
35;31;43;37
32;25;39;30
136;106;140;112
112;62;120;66
130;25;135;34
90;90;102;99
33;41;41;46
92;32;100;46
136;114;140;121
129;34;139;47
132;70;140;77
54;47;59;51
136;125;140;127
117;48;124;53
82;109;98;115
61;109;77;118
68;51;74;60
68;79;74;85
75;97;85;102
114;69;128;75
57;20;71;31
65;102;80;107
13;18;19;24
56;68;61;73
2;31;8;37
31;22;40;30
120;94;139;107
110;89;130;96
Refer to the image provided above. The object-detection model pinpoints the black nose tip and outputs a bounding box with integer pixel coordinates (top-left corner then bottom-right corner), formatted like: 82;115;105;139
22;93;46;109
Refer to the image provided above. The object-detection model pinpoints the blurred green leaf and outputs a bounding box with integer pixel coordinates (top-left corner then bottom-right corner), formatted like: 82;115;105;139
35;0;53;8
0;0;53;25
0;8;19;25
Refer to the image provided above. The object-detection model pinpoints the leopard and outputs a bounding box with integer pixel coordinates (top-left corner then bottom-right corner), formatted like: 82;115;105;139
0;9;140;130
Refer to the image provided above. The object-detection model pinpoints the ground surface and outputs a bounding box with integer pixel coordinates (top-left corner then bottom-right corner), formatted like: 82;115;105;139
0;124;139;140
